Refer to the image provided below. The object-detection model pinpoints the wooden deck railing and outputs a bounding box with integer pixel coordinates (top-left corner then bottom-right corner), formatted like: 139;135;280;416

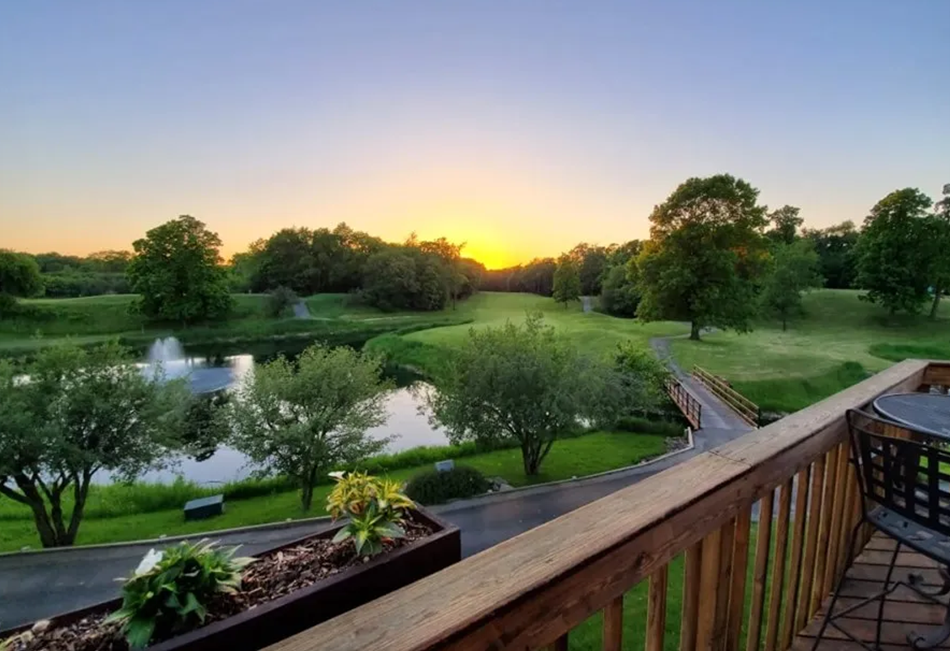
692;366;760;427
268;359;949;651
667;377;702;430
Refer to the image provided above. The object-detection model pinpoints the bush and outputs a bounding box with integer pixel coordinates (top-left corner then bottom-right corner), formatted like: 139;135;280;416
404;465;491;505
614;416;684;438
265;286;298;318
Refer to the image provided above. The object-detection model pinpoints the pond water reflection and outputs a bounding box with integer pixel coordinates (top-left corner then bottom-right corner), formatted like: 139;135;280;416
100;339;449;485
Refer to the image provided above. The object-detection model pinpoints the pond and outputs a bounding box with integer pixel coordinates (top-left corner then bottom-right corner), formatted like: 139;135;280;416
98;337;450;486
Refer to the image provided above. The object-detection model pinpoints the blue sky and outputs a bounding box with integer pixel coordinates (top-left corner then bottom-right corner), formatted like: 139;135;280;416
1;1;947;266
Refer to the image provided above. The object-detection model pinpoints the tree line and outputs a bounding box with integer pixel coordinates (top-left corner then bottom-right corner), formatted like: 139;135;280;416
1;219;482;323
2;179;946;327
484;178;949;334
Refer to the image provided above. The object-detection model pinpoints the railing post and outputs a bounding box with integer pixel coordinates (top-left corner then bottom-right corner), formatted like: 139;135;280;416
602;595;624;651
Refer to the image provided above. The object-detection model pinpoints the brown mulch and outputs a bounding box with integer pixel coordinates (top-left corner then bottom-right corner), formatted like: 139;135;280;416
3;518;434;651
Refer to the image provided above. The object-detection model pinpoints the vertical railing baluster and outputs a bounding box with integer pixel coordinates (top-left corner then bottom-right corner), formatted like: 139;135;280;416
764;480;792;651
726;509;752;651
696;528;723;651
680;541;703;651
647;565;669;651
548;633;569;651
823;442;851;595
810;447;839;613
746;492;775;651
797;456;825;627
603;595;624;651
780;468;810;651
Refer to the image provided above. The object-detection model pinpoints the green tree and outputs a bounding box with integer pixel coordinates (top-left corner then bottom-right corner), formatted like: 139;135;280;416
428;314;609;475
801;221;859;289
0;343;184;547
766;205;804;245
570;243;609;295
0;250;43;316
760;240;822;330
418;237;465;309
599;260;641;317
229;344;393;511
926;184;950;319
637;174;769;340
127;216;233;324
552;255;581;307
361;246;450;311
855;188;933;315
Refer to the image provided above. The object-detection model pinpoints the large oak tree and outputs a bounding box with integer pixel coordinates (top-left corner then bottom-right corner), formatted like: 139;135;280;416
637;174;769;340
855;188;933;316
128;216;233;324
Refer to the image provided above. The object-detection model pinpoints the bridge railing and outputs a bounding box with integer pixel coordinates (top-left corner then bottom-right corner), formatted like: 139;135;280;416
666;377;702;430
692;366;760;427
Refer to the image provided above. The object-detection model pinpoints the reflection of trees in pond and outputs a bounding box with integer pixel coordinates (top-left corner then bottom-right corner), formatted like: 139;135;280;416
181;392;231;462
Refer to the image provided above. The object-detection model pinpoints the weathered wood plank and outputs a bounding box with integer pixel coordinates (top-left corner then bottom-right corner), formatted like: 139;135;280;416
264;360;929;651
680;542;703;651
646;566;669;651
747;493;775;651
726;509;752;651
780;469;810;650
548;634;568;651
764;479;793;651
602;595;624;651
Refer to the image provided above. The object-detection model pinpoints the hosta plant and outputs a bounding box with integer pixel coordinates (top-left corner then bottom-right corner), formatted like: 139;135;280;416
326;470;416;557
107;540;254;649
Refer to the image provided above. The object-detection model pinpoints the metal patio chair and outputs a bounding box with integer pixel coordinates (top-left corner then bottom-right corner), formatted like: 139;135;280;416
812;409;950;651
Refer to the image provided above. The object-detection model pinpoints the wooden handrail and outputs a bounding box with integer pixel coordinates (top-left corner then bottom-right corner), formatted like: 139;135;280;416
268;359;936;651
693;366;760;426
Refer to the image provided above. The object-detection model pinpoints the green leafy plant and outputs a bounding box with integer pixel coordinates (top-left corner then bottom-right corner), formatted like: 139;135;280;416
326;471;415;557
107;540;254;649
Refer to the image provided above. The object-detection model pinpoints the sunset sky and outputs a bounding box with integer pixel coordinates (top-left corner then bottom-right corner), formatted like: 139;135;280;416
1;1;947;269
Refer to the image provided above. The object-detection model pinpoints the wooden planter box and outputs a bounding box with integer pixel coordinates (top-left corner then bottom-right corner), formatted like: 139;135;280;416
1;508;460;651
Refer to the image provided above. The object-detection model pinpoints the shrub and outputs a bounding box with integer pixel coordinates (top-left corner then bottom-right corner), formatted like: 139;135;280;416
107;540;254;649
404;466;491;505
265;286;298;318
614;416;685;438
326;471;415;557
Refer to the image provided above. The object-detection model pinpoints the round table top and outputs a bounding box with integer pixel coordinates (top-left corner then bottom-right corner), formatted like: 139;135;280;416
872;392;950;438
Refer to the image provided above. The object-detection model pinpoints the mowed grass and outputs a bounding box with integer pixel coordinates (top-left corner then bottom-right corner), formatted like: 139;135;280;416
367;292;688;376
0;431;667;552
670;289;950;413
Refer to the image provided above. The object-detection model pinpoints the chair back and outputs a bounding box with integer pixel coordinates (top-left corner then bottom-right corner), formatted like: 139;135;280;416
846;409;950;537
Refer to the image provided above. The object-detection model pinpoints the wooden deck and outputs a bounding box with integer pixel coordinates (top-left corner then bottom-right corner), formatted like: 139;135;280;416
794;532;949;651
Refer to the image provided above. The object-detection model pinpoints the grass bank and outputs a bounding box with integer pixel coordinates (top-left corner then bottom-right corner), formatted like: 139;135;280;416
670;289;950;413
0;429;671;552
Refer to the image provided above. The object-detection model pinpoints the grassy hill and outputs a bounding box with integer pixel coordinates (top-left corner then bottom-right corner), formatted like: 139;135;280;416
365;292;689;376
670;289;950;412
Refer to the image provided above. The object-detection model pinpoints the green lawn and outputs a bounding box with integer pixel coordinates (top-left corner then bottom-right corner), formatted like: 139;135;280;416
670;289;950;413
367;292;688;376
0;430;668;552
